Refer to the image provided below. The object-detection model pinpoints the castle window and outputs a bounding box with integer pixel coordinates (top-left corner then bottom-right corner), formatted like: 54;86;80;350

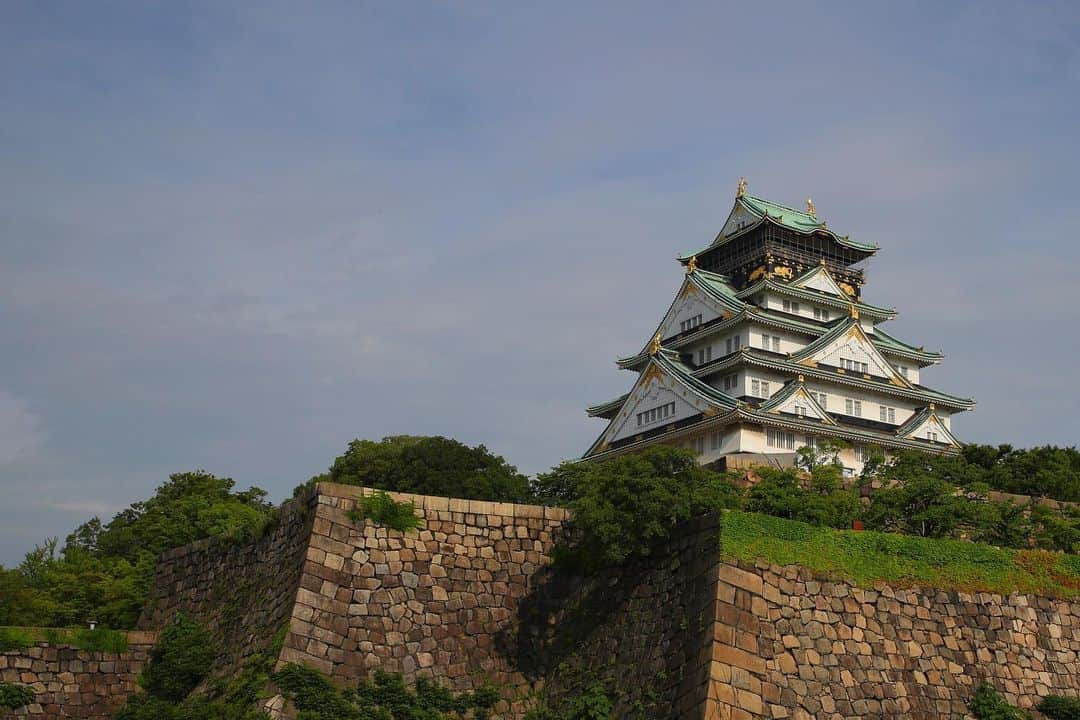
927;431;939;443
766;429;796;450
812;391;828;409
898;365;909;379
696;346;713;365
843;358;869;374
782;300;801;315
844;399;862;417
679;314;703;333
751;380;770;398
879;406;896;423
692;436;705;455
794;404;807;417
813;307;830;321
761;334;781;352
638;402;677;428
854;445;870;462
710;431;724;450
722;373;738;392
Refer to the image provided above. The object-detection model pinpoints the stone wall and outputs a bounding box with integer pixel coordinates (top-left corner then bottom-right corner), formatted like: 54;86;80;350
0;631;155;719
138;484;1080;719
705;559;1080;720
523;514;723;719
278;484;570;715
138;490;316;672
278;485;723;718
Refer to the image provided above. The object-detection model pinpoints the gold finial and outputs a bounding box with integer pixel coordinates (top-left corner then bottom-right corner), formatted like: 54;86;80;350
686;255;697;274
648;333;662;356
797;374;805;383
929;403;936;412
806;197;816;217
849;304;860;320
736;177;747;198
819;258;827;267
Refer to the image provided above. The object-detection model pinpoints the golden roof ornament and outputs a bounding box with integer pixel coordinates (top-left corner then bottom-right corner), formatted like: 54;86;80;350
648;332;662;356
929;403;936;412
806;197;816;217
686;255;697;274
736;177;747;198
849;304;860;320
797;374;805;383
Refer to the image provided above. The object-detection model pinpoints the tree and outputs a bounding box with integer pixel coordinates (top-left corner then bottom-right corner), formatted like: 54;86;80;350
0;471;275;629
745;466;859;530
321;436;531;503
863;475;974;538
545;446;742;567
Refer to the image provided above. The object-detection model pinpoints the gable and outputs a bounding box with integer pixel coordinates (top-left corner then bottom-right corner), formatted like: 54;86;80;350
900;409;960;447
763;385;836;424
601;364;720;446
795;323;911;387
790;265;848;298
718;200;758;239
653;280;731;342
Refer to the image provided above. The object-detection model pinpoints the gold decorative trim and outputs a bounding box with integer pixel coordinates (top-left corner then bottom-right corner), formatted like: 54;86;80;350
736;177;747;198
806;197;816;217
686;255;697;274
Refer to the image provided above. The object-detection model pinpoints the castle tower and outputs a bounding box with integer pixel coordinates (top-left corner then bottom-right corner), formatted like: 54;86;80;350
583;181;974;473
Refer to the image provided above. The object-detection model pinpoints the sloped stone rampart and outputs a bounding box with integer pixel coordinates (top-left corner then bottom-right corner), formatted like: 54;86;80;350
0;631;156;719
705;559;1080;720
137;491;316;672
279;484;570;715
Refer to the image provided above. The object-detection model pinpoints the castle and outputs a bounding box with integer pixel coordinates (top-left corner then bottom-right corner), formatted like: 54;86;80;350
584;180;974;474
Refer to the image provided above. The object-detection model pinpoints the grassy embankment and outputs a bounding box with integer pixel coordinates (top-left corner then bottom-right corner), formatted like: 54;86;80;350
720;509;1080;598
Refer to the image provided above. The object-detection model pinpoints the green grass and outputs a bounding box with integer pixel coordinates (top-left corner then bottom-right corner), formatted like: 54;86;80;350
0;628;35;652
0;627;128;654
720;510;1080;598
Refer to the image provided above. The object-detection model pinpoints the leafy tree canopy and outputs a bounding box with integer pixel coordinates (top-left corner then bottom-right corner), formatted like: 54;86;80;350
539;445;743;568
0;471;274;629
317;436;531;503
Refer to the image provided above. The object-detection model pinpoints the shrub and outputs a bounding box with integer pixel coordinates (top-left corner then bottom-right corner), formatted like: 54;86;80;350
524;683;613;720
139;614;217;702
0;682;35;710
969;682;1030;720
347;491;423;533
1039;695;1080;720
272;663;500;720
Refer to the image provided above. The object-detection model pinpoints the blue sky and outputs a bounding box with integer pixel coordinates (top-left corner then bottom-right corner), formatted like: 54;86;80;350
2;1;1079;564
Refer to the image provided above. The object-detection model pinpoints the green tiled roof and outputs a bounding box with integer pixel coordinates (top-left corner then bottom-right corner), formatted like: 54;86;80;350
736;278;896;321
586;393;629;418
756;378;836;424
872;327;943;362
583;404;961;462
695;348;975;411
739;195;879;252
679;194;878;260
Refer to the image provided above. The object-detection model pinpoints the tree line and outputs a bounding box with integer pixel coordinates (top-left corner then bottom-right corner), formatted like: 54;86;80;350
3;435;1080;630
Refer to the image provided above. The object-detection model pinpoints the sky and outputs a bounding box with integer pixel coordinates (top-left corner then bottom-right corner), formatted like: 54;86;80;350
1;1;1079;564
